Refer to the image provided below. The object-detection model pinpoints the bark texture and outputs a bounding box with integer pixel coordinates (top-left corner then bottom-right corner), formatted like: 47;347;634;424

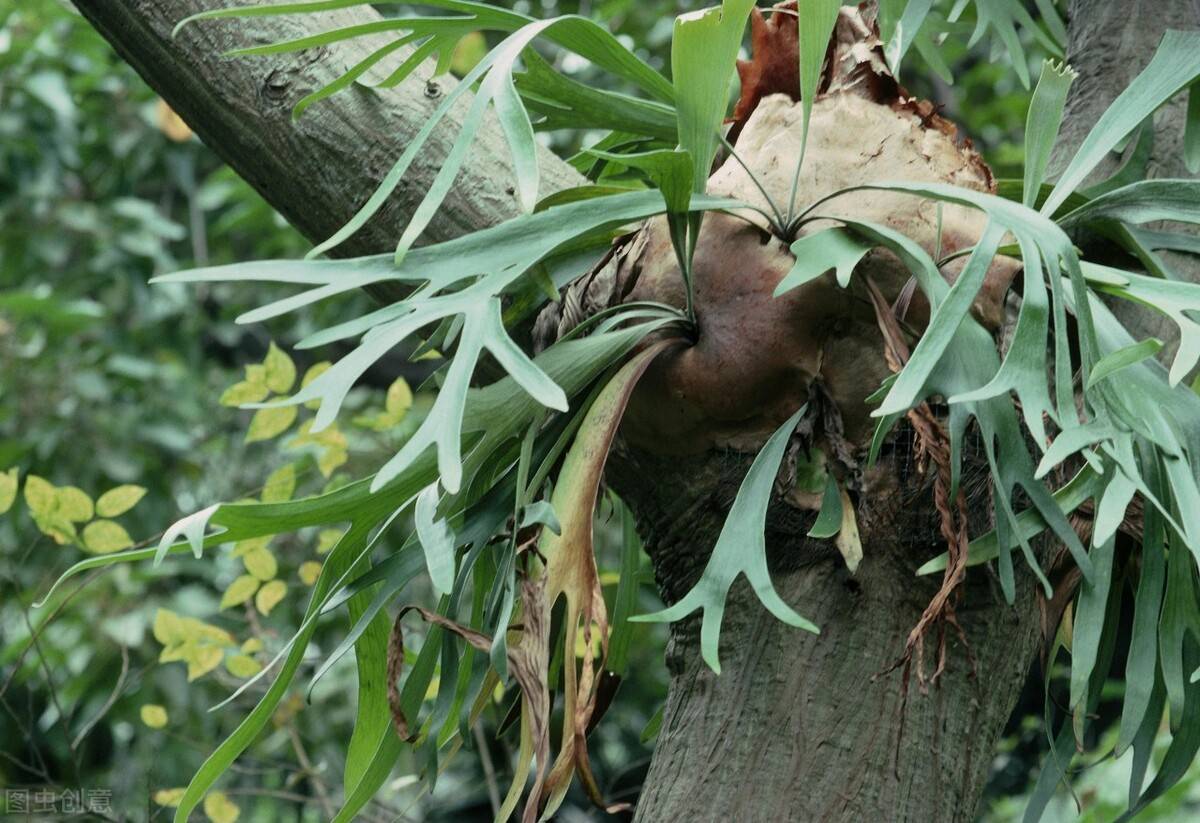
1055;0;1200;344
615;5;1200;822
72;0;582;264
610;442;1044;823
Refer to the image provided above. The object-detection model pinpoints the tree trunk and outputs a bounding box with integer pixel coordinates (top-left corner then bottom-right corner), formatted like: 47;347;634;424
608;436;1045;823
1055;0;1200;345
612;5;1200;823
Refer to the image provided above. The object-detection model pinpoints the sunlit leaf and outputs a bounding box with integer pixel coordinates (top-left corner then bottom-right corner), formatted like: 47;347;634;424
220;379;269;408
245;405;298;443
202;791;240;823
221;576;260;609
141;704;169;729
255;580;288;615
316;529;342;555
82;520;135;554
188;646;225;682
56;486;94;522
23;474;56;517
386;377;413;417
0;467;17;514
95;484;147;517
154;789;185;808
301;361;331;409
263;341;297;394
261;464;297;503
225;654;263;678
298;561;322;586
243;547;278;582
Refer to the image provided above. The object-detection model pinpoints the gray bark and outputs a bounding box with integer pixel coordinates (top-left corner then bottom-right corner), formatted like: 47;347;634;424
71;0;583;266
1055;0;1200;344
621;5;1200;823
611;438;1045;823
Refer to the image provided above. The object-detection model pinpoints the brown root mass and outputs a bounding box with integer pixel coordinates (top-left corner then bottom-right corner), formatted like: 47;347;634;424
535;3;1024;689
619;3;1016;456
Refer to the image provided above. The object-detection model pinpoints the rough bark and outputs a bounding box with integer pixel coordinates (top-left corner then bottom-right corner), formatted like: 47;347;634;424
71;0;582;263
610;433;1045;823
1055;0;1200;344
617;6;1200;823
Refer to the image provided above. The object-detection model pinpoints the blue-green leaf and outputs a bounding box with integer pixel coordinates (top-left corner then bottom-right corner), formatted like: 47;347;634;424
632;407;817;673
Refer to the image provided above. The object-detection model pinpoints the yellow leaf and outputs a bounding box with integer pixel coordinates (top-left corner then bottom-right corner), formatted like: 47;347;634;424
55;486;94;522
245;405;297;443
242;547;278;582
316;529;342;555
386;377;414;418
255;580;287;615
155;610;233;681
95;484;147;517
82;520;134;554
240;637;263;654
232;535;271;558
203;791;240;823
261;464;296;503
219;380;269;408
0;467;18;514
154;788;185;808
225;654;263;678
23;475;56;516
34;514;77;545
140;704;168;728
450;31;488;76
318;446;348;478
187;644;224;681
153;608;186;645
195;620;234;645
220;575;260;609
263;341;296;394
298;561;322;586
288;419;346;449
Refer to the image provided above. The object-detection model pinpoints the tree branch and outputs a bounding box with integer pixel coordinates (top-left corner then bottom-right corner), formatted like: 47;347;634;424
72;1;584;264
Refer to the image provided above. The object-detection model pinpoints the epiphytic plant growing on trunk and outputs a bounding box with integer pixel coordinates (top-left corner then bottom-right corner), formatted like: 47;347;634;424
48;1;1200;820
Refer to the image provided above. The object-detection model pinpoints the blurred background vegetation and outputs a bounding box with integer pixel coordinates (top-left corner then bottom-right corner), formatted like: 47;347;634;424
1;1;1196;821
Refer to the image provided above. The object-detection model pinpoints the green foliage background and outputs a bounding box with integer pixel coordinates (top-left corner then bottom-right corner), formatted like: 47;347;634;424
1;2;1196;821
